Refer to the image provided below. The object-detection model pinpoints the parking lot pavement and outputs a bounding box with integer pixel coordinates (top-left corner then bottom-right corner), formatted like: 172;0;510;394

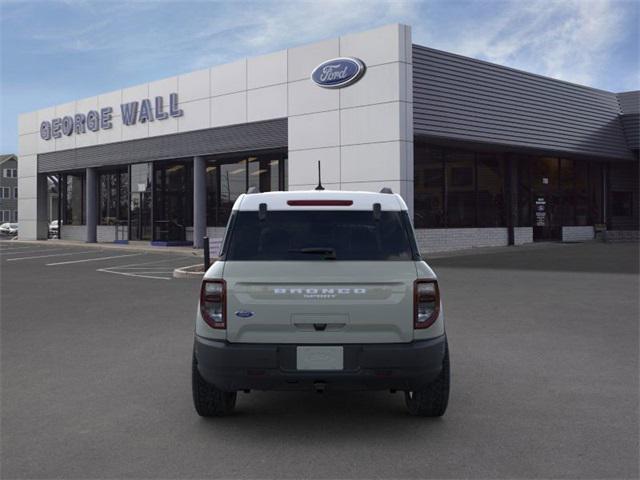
1;241;638;479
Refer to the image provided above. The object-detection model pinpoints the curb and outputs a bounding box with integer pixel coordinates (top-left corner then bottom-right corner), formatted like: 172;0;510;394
173;264;205;279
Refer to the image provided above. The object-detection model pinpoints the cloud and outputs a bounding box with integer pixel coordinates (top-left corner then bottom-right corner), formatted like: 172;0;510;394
414;0;637;89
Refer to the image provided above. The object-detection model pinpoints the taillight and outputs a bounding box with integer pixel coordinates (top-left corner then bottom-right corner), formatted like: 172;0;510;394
414;279;440;329
200;279;226;329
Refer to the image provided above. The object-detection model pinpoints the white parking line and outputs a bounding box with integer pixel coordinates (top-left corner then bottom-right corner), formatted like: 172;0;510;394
97;269;172;280
0;246;48;253
97;256;189;280
7;250;98;262
46;253;142;266
1;248;70;256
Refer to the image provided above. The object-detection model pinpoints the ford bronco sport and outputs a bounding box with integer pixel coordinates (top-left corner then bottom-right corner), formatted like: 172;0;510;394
192;189;450;417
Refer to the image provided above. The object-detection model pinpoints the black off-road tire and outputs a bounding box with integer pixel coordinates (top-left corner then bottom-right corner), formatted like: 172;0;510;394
192;355;237;417
405;341;450;417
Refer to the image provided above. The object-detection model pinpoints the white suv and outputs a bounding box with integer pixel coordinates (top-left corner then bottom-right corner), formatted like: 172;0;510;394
192;189;450;417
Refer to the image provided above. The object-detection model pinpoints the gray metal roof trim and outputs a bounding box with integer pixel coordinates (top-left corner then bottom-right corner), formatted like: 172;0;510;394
412;44;633;160
37;119;287;173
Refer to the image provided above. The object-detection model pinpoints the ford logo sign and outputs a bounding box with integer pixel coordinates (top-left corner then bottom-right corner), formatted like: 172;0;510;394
235;310;254;318
311;57;366;89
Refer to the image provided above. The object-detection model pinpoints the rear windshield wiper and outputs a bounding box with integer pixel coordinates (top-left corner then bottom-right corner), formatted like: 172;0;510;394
288;247;337;260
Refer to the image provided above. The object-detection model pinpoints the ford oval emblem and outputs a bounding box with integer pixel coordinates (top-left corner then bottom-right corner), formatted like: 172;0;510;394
311;57;366;89
235;310;254;318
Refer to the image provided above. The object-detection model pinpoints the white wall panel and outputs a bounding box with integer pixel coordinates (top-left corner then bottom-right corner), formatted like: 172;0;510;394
18;133;38;156
149;113;179;137
179;68;210;102
76;95;99;113
121;117;149;141
97;119;123;144
149;76;178;99
289;110;340;151
75;129;99;148
340;142;402;183
18;112;38;135
17;154;37;178
98;89;122;110
288;38;339;82
247;50;287;89
122;84;148;104
36;107;56;154
340;24;403;67
340;62;401;109
211;59;246;96
247;84;287;122
17;175;37;199
211;91;247;127
288;147;340;185
178;98;210;132
341;102;401;145
288;79;339;116
289;182;339;192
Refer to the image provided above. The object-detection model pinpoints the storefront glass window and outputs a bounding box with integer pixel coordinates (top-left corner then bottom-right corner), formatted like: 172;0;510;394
98;169;128;225
207;151;287;227
589;162;603;224
154;162;192;241
63;173;85;225
446;151;476;227
477;154;505;227
517;157;532;227
574;161;589;226
414;145;444;228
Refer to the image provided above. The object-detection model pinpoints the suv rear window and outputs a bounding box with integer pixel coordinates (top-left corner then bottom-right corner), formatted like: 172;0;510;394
224;210;417;261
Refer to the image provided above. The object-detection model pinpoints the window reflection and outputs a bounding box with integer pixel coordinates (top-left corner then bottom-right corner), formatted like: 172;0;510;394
207;151;287;227
62;173;85;225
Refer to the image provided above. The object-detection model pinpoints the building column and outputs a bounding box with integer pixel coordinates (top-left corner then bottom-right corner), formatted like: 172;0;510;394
36;173;49;239
85;167;97;243
193;156;207;248
506;157;517;245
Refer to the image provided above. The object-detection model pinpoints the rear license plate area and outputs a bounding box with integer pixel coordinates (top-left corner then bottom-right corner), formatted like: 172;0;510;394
296;346;343;370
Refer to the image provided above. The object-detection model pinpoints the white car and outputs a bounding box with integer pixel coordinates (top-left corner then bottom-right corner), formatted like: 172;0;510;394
0;223;18;236
192;189;450;417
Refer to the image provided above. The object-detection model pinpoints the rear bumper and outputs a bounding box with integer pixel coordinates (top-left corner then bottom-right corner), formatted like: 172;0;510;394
194;335;447;392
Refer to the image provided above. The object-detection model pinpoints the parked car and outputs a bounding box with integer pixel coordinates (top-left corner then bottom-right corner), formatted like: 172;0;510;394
0;223;18;236
192;189;450;417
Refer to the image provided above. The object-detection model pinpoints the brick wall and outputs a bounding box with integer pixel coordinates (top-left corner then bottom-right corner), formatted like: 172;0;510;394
605;230;640;242
514;227;533;245
415;228;510;254
60;225;86;241
562;226;594;242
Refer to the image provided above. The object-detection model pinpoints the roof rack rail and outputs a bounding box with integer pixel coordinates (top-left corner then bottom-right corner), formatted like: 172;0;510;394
246;186;259;194
380;187;393;194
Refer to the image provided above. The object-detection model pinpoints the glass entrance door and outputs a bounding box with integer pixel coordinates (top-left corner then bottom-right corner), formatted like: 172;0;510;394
129;163;153;241
130;192;152;241
532;157;561;241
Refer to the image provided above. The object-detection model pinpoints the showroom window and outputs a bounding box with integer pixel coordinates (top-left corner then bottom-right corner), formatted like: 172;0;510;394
62;173;85;225
414;143;506;229
207;152;287;227
98;169;128;225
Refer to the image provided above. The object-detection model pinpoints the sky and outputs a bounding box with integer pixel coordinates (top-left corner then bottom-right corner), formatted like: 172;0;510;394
1;0;638;153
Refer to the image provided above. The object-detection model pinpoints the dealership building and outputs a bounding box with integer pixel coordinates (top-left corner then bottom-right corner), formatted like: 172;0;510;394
17;24;639;252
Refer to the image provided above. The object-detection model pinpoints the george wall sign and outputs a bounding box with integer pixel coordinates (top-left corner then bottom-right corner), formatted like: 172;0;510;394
311;57;366;89
40;93;184;140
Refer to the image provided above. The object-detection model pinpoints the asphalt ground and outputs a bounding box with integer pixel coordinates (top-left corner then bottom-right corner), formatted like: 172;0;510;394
1;241;638;479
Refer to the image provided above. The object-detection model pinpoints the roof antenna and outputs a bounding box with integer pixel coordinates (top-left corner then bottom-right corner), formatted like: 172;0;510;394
315;161;325;191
